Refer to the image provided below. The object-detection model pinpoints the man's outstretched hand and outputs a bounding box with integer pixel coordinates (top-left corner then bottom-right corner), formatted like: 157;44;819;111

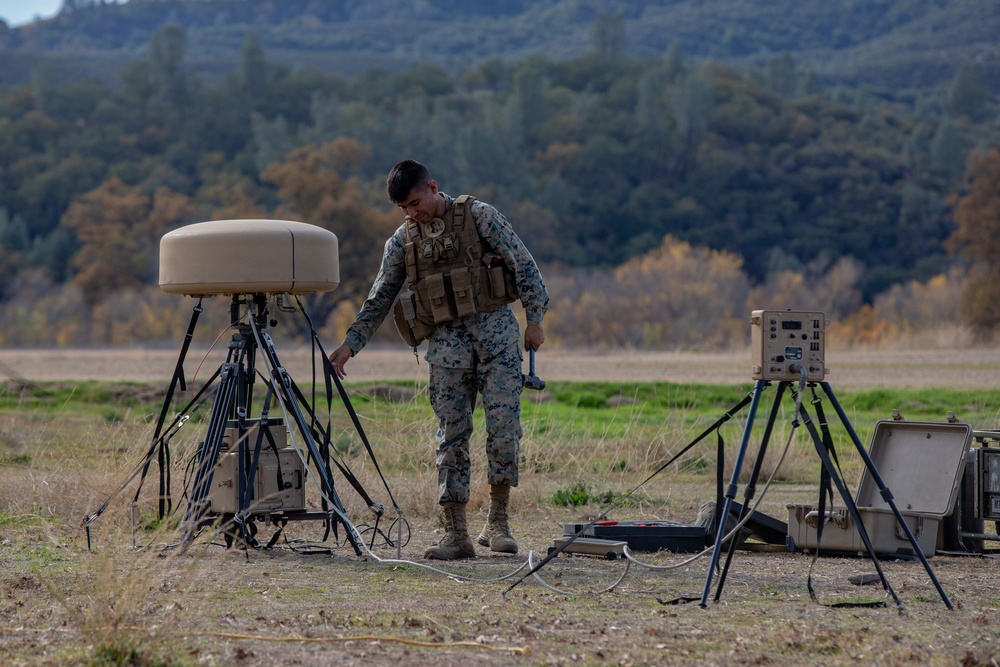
328;344;353;379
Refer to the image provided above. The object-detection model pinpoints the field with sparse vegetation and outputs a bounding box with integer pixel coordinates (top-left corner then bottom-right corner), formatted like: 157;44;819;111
3;348;1000;666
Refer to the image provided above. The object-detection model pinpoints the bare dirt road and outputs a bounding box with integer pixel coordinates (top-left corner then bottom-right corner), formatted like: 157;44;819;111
1;345;999;389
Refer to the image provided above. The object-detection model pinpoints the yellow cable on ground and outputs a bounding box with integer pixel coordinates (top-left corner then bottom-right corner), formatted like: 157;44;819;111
188;630;531;654
0;626;531;656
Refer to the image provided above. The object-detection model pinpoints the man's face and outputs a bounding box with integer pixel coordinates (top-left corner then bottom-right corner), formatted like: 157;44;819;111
396;180;443;223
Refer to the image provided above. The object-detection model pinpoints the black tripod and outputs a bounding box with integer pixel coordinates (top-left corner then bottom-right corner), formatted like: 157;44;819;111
177;293;361;555
699;377;954;610
82;292;401;556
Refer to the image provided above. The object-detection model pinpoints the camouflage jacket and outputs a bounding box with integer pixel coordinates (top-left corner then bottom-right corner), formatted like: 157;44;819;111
343;193;549;368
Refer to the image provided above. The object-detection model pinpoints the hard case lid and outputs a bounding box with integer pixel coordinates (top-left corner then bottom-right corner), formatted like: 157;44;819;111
856;420;972;517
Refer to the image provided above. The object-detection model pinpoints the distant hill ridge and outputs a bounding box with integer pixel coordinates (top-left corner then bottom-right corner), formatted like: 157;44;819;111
1;0;998;93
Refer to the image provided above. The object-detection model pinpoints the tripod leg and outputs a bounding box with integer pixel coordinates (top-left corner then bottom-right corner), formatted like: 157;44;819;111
180;362;240;551
256;330;363;556
700;379;767;608
147;298;203;519
714;382;787;602
820;382;954;610
796;398;903;609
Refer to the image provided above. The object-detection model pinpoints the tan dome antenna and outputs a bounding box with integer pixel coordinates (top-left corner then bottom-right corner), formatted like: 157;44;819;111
159;219;339;296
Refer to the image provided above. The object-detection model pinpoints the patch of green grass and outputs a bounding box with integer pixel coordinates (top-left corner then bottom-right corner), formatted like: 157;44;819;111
550;481;645;508
589;488;638;507
0;509;50;527
19;545;70;566
548;381;757;411
551;481;591;507
90;641;179;667
335;434;362;457
832;387;1000;423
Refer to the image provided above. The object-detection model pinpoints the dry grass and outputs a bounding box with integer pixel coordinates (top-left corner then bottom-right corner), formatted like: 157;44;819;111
3;348;1000;665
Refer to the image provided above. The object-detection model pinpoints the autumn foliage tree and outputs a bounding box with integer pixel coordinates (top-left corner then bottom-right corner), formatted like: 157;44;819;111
948;147;1000;335
546;236;748;349
62;177;195;306
262;137;400;332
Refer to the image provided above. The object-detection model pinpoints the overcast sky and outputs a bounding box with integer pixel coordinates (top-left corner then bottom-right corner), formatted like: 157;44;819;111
0;0;62;27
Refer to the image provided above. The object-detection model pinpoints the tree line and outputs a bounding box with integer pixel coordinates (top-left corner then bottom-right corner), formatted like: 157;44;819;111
0;21;997;349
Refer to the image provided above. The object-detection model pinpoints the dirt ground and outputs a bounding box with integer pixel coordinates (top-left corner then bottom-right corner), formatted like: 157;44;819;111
3;345;1000;389
4;346;1000;665
4;500;1000;667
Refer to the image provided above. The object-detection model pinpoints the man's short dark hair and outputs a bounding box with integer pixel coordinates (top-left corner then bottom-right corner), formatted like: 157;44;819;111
387;160;432;204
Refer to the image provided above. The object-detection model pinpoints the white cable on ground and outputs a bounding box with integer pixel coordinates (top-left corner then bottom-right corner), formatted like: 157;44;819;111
527;549;632;595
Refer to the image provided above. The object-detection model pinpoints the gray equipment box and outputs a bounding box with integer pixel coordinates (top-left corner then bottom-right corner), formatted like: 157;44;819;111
551;536;628;558
787;419;972;558
207;425;306;514
564;520;706;553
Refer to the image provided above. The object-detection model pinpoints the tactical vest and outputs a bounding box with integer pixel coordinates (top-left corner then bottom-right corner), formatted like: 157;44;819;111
392;195;519;347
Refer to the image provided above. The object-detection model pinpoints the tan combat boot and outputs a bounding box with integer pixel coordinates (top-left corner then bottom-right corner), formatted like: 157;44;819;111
423;501;476;560
477;485;518;554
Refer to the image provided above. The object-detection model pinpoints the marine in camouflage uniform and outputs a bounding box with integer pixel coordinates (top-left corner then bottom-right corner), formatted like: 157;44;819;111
329;160;548;560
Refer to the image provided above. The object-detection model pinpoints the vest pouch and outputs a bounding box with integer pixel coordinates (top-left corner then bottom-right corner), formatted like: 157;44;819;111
392;291;419;348
392;286;434;347
425;272;453;324
479;254;519;310
450;268;477;318
487;264;506;299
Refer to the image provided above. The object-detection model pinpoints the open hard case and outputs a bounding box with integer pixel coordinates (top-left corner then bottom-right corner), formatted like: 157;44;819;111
787;419;972;558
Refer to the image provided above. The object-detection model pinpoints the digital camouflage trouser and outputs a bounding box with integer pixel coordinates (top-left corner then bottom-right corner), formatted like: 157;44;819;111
428;346;523;504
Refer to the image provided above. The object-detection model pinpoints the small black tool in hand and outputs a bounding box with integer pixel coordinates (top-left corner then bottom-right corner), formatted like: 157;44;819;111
522;346;546;391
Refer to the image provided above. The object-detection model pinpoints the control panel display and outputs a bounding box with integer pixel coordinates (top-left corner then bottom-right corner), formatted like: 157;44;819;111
750;310;827;382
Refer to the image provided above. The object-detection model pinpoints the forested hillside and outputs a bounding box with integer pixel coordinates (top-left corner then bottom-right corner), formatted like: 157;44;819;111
0;1;997;349
3;0;998;93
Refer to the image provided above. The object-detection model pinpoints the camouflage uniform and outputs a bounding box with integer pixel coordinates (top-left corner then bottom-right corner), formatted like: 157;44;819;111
342;194;549;504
